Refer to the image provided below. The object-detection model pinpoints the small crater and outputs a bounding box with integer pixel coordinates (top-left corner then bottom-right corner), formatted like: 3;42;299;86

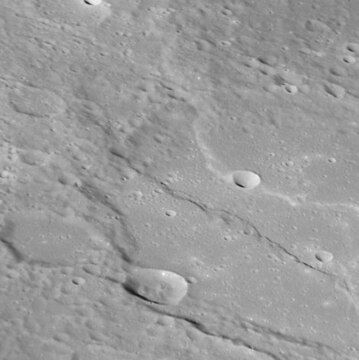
324;83;345;99
284;84;298;94
315;250;333;264
329;65;348;77
165;210;177;217
8;86;66;117
257;54;278;67
71;277;86;286
124;267;188;305
232;170;261;189
343;55;356;64
346;42;359;54
84;0;102;5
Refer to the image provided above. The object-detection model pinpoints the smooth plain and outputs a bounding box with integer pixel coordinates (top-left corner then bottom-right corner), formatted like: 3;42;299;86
1;0;359;359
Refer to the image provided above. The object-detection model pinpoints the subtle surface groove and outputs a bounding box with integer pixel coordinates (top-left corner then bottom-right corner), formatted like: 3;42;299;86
1;0;359;359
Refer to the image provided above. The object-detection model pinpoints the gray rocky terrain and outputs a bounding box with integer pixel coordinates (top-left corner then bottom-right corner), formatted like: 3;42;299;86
1;0;359;359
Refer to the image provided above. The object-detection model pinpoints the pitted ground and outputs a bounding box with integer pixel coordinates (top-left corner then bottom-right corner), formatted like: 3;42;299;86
1;0;359;359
